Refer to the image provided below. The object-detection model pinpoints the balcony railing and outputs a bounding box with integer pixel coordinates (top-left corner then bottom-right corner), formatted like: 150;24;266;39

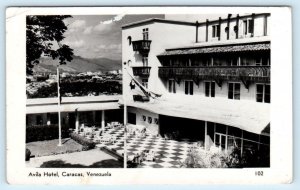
132;40;152;55
132;66;151;77
158;66;270;82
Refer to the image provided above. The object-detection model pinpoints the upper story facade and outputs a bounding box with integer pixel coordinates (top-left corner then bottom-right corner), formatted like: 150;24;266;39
122;13;271;105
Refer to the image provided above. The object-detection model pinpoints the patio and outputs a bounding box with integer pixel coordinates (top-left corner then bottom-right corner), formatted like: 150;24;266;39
126;130;203;168
75;122;125;157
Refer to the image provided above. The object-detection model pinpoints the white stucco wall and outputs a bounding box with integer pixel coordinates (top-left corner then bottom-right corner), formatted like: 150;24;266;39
127;107;159;135
122;21;196;101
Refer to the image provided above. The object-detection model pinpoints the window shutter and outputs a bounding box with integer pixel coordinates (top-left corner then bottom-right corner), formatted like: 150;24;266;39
217;25;220;37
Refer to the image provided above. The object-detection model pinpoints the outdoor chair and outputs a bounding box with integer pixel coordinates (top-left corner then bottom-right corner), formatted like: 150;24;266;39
144;151;156;162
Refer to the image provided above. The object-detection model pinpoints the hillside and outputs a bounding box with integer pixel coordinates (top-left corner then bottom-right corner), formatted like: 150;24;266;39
33;56;121;73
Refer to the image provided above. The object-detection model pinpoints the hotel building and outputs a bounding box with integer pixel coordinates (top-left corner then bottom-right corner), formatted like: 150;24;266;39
122;13;270;157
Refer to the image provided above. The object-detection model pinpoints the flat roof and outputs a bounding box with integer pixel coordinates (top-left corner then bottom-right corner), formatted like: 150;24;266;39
122;13;270;30
27;95;122;114
120;96;270;135
122;18;196;29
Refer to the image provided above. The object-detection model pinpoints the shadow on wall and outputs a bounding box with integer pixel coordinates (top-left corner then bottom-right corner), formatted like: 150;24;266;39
39;159;123;168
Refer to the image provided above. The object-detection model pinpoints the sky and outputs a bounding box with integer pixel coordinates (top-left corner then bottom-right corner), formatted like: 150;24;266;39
62;14;164;60
62;14;235;61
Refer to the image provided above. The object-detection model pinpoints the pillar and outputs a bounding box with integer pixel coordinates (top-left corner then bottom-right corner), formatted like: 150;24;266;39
101;110;105;130
75;110;79;133
46;113;51;125
195;21;199;43
92;111;96;125
227;14;232;40
218;17;221;41
251;13;255;37
204;121;208;150
236;14;239;39
206;19;209;42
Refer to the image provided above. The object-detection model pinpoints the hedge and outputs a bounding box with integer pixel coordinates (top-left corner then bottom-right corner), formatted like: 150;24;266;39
26;124;70;143
70;133;95;151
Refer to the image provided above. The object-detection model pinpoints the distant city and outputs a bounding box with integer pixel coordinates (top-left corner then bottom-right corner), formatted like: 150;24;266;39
27;70;122;98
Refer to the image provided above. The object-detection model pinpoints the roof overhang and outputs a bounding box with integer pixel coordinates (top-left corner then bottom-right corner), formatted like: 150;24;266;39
120;97;270;135
26;96;122;114
158;41;270;57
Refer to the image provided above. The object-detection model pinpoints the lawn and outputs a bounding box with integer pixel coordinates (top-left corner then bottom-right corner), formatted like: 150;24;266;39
26;138;83;157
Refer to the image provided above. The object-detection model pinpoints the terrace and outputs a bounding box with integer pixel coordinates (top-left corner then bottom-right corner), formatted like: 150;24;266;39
159;66;270;87
132;66;151;77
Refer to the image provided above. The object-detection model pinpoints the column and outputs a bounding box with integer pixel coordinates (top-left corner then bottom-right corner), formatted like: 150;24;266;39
195;21;199;43
46;113;51;125
236;14;239;39
92;111;96;125
218;17;221;41
206;19;209;42
75;110;79;133
204;121;208;150
101;110;105;130
251;13;255;37
227;14;232;40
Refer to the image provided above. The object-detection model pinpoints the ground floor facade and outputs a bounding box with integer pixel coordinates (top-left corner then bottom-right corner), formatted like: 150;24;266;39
26;109;123;131
127;107;270;156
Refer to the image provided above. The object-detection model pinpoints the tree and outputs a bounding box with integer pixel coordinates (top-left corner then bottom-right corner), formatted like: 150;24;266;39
26;15;74;75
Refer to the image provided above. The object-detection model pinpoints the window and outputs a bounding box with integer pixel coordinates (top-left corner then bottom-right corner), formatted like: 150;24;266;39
148;117;152;124
168;79;176;93
154;118;159;124
228;82;240;100
256;84;270;103
243;19;254;35
255;57;262;66
205;81;215;97
212;25;220;38
185;81;194;95
142;56;148;66
143;28;149;40
142;115;146;121
142;79;148;89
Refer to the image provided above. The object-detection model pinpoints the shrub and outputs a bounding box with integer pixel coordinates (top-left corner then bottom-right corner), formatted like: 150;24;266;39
225;147;270;168
70;133;95;151
26;148;31;161
179;148;228;168
26;124;69;143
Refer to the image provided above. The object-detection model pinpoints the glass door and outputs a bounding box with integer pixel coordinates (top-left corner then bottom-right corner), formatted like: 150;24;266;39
215;133;227;150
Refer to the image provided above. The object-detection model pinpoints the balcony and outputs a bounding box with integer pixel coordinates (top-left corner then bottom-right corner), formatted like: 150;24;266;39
158;66;270;83
132;66;151;77
132;40;152;55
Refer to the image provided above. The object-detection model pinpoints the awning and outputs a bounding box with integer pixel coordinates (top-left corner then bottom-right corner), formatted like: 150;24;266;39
120;96;270;135
158;42;270;56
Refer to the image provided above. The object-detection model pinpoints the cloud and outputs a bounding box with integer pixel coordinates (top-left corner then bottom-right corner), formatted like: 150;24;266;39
70;19;86;29
101;14;125;25
65;39;85;48
83;26;93;35
66;19;86;33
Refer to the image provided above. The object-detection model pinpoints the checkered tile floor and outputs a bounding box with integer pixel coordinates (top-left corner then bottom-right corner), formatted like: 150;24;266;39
126;134;193;168
80;126;124;156
102;126;124;156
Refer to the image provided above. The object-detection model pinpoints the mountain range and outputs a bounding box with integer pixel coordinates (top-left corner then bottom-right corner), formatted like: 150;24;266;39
33;56;122;73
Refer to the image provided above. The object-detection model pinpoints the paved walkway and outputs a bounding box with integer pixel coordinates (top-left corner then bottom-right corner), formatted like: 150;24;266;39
26;149;123;168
